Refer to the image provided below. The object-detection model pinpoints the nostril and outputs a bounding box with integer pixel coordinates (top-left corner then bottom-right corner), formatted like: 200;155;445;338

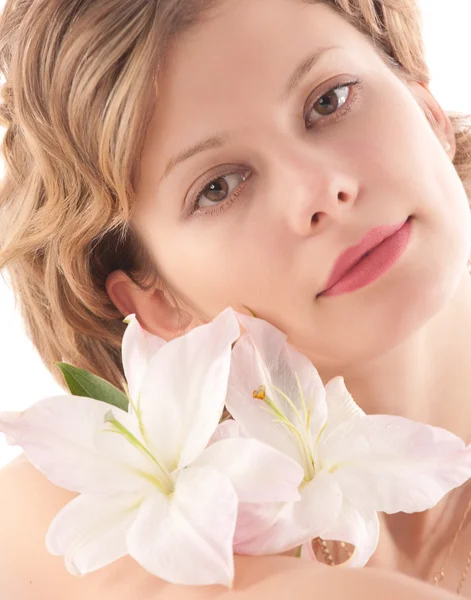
312;212;321;224
338;191;349;203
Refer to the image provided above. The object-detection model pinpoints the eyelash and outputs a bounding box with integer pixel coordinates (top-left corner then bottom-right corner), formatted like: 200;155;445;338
189;78;363;218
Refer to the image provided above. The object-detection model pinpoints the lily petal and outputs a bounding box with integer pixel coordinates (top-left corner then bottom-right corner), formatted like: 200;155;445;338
322;415;471;514
234;470;343;555
208;419;241;445
46;491;144;575
127;466;237;587
122;314;166;406
232;312;328;441
226;364;303;466
226;333;319;467
194;437;304;502
234;502;305;555
293;470;343;539
319;500;380;568
321;376;365;441
300;539;318;561
0;396;153;494
137;307;240;470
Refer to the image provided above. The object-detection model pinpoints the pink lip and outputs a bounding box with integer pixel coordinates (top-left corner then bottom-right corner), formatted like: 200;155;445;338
319;217;413;297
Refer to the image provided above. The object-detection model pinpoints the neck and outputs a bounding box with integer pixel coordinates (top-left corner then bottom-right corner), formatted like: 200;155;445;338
329;269;471;562
338;270;471;444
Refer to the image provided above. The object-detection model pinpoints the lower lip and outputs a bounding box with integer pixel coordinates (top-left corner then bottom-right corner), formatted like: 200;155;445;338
321;218;413;298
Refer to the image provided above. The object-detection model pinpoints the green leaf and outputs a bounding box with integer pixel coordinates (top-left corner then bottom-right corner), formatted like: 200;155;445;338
56;362;129;412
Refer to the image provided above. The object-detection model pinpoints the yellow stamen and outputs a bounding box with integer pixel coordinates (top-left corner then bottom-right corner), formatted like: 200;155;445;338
255;386;316;481
270;383;305;429
253;385;266;400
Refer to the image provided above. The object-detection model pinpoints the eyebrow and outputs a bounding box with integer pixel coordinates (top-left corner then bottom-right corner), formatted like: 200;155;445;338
160;45;341;183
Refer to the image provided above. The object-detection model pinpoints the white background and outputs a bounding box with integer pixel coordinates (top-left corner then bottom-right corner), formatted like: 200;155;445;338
1;0;471;468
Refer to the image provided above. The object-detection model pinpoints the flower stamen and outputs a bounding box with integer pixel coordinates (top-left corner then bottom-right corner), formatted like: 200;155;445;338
253;386;266;400
252;385;316;480
103;410;173;492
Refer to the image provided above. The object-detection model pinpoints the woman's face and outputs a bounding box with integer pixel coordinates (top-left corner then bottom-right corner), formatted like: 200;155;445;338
133;0;471;375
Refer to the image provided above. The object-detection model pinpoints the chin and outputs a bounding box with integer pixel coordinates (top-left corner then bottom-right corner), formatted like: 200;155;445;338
309;250;470;370
384;267;466;355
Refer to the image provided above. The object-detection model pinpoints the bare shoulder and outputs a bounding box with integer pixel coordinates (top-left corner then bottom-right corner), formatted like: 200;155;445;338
0;456;458;600
0;455;317;600
0;454;167;600
160;555;461;600
0;454;86;600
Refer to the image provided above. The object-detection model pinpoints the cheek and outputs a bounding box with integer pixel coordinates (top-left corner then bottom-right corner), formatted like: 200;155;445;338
279;111;471;370
144;223;259;317
355;88;471;265
350;82;443;184
396;110;471;282
147;211;325;321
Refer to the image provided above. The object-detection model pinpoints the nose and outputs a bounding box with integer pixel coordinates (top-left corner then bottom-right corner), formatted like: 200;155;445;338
270;145;360;237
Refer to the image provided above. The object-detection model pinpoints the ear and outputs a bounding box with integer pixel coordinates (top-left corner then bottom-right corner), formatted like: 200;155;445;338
409;80;456;159
105;270;204;341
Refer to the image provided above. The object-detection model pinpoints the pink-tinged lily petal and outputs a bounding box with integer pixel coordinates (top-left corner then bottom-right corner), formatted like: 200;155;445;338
45;491;144;575
208;419;241;445
226;366;303;467
322;377;365;440
194;437;304;503
319;500;380;568
226;337;319;468
300;539;318;561
127;466;237;587
0;397;153;494
293;470;343;538
121;314;166;406
137;307;240;471
231;312;328;443
234;470;343;555
321;415;471;514
234;502;303;555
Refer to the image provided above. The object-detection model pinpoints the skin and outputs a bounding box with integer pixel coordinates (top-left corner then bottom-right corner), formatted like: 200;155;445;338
104;0;471;594
0;455;462;599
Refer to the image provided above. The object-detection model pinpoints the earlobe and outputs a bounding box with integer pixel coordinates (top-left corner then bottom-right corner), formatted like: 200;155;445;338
105;270;198;341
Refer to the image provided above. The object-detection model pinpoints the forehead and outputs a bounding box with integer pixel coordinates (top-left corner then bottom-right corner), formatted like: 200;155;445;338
157;0;376;107
136;0;385;206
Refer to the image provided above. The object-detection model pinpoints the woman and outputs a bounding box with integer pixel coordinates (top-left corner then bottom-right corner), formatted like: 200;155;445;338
0;0;470;598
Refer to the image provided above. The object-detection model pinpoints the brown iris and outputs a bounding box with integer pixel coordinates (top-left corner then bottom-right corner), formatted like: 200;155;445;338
202;177;229;202
314;89;342;116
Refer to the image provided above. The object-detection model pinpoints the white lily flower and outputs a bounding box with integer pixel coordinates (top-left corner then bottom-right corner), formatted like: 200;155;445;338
0;307;304;587
226;312;471;567
121;312;166;409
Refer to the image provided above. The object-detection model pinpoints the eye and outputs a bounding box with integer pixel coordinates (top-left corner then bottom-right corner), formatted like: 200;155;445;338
190;170;251;217
187;78;362;219
305;79;362;127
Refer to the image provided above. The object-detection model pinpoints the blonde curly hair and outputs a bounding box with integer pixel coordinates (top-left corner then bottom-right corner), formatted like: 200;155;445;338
0;0;470;394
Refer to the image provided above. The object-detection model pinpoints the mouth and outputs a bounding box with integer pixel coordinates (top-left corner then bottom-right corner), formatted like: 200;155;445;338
318;216;414;298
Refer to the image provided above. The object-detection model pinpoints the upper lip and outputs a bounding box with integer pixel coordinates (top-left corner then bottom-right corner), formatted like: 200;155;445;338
320;219;409;294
